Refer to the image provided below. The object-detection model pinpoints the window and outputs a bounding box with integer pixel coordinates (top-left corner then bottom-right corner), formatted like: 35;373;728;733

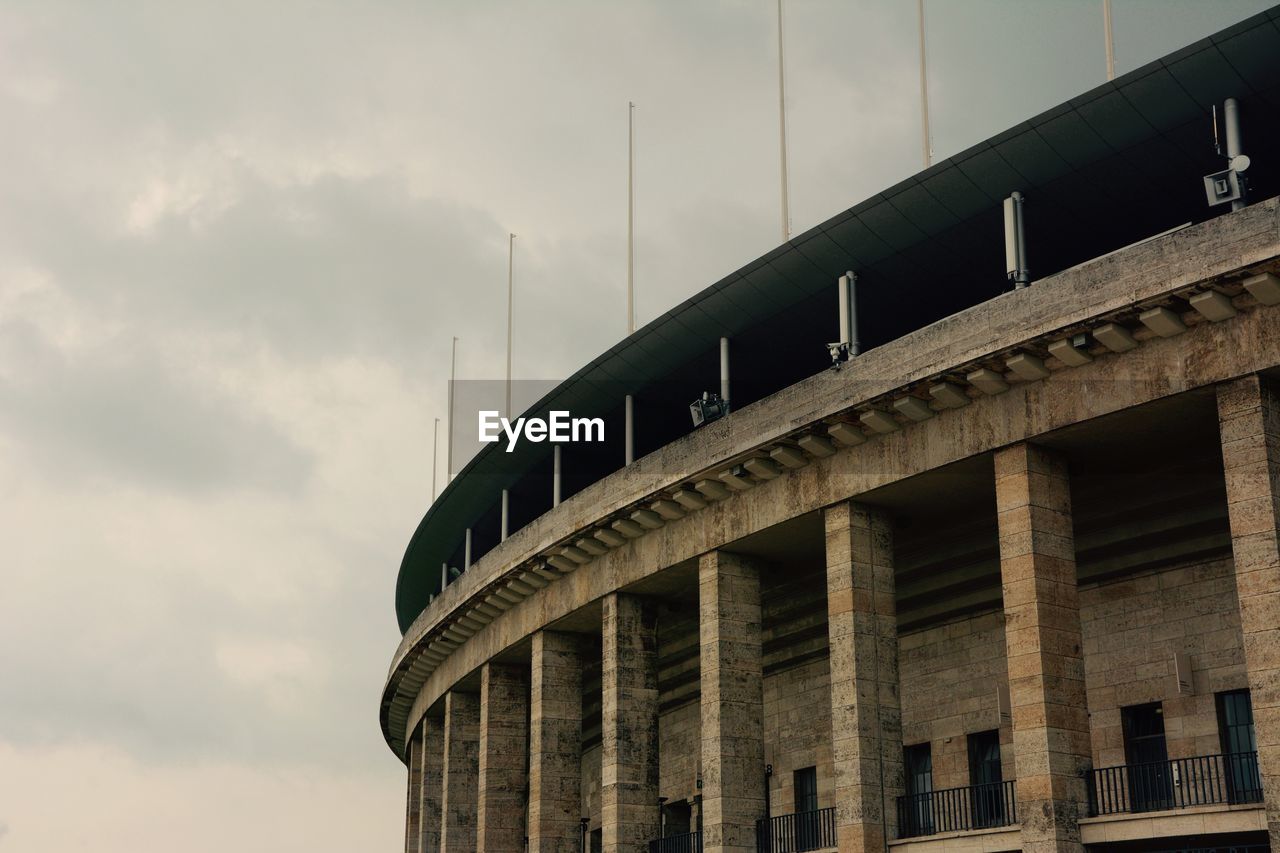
793;766;818;813
902;743;934;836
967;730;1004;828
1121;702;1172;812
1217;689;1262;803
662;799;692;836
793;766;820;850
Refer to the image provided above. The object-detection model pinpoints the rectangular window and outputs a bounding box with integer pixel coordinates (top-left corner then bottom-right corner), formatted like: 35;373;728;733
1217;689;1262;804
1121;702;1172;812
792;766;821;850
793;766;818;813
967;730;1005;828
902;743;933;836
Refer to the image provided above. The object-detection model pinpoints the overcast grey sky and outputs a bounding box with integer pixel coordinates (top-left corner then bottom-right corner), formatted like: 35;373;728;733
0;1;1273;850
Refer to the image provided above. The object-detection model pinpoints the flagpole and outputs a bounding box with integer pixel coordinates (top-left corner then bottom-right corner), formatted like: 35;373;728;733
918;0;932;168
506;233;515;417
1103;0;1116;81
777;0;790;241
447;336;457;481
627;101;636;335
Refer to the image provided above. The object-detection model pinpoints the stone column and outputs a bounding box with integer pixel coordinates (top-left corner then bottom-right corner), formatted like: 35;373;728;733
405;728;423;853
478;662;530;853
824;501;902;853
421;715;445;853
1218;375;1280;847
699;550;766;853
441;690;480;852
601;592;660;851
995;443;1089;853
529;631;586;853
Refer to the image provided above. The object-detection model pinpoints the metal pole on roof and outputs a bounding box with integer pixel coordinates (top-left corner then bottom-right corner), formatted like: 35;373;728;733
720;337;731;410
553;445;562;507
1103;0;1116;81
918;0;932;168
628;101;636;335
431;416;439;502
501;488;510;541
506;233;515;418
777;0;791;240
625;393;635;465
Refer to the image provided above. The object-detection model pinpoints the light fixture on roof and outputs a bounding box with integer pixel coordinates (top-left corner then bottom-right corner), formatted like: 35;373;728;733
1205;97;1249;211
690;336;731;426
690;391;728;427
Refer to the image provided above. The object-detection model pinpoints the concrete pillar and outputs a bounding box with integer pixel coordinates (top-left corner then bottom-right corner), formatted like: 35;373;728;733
601;592;660;851
1218;375;1280;847
529;631;586;853
441;691;480;852
478;662;530;852
699;550;766;853
405;728;423;853
824;501;902;852
421;716;445;853
995;443;1089;853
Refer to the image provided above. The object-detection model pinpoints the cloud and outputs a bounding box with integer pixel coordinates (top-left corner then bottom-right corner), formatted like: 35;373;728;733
0;741;399;853
0;319;313;493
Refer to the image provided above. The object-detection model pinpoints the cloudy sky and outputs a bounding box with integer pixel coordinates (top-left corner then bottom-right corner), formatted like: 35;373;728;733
0;1;1273;850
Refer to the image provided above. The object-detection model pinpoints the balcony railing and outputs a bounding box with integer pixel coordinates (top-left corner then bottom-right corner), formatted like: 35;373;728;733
896;780;1017;838
648;830;702;853
755;807;836;852
1088;752;1263;816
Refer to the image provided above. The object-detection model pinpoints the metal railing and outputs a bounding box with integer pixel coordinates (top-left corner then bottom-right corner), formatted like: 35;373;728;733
648;830;702;853
755;807;836;852
1141;840;1269;845
896;780;1017;838
1088;752;1263;816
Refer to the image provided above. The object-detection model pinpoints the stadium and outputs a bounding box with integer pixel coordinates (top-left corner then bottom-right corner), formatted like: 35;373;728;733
382;7;1280;852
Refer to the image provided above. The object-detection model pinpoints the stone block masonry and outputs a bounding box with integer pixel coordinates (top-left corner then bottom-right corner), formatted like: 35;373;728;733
478;662;529;852
699;550;766;853
601;592;660;850
441;690;480;852
825;501;902;852
995;443;1089;853
529;631;587;853
1219;374;1280;848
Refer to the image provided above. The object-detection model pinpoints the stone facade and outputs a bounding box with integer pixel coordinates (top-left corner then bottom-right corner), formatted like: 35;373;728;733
601;593;660;850
1219;375;1280;848
699;551;766;852
529;631;586;852
1081;557;1247;769
996;443;1090;853
389;203;1280;853
898;610;1013;790
825;502;902;851
477;663;529;852
420;716;444;853
404;727;422;853
440;691;479;852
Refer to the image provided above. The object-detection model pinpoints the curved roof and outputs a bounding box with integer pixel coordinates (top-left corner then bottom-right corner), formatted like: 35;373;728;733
395;6;1280;633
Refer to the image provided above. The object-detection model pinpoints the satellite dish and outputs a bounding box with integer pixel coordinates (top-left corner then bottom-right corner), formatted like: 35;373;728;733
1231;154;1252;173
